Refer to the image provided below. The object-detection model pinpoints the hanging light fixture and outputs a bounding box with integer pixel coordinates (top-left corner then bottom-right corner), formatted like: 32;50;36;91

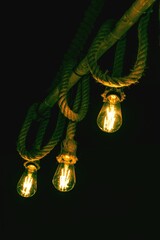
17;161;40;198
97;88;125;133
16;0;156;197
52;138;78;192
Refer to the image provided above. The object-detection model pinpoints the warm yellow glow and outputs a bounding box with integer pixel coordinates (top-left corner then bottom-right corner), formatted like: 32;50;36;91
20;174;33;196
59;165;71;191
104;105;116;131
17;165;37;198
52;162;76;192
97;94;122;133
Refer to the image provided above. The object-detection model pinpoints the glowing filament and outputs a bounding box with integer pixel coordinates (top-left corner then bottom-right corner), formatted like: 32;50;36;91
52;162;76;192
59;166;71;191
17;164;37;198
97;94;122;133
21;174;33;197
104;105;116;132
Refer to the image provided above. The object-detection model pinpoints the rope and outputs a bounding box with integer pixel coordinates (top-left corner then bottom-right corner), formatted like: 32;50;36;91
87;9;151;88
17;103;66;161
66;74;90;139
16;2;154;164
65;0;106;60
49;0;105;92
16;0;105;162
100;33;127;103
112;34;127;77
56;0;105;123
58;60;90;122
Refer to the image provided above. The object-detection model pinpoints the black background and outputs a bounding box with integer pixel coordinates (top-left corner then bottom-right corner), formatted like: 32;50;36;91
2;0;159;239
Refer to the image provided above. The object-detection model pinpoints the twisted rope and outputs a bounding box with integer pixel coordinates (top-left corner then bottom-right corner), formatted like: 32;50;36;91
16;2;154;164
49;0;105;93
65;0;106;60
112;34;127;77
58;60;90;122
17;103;66;161
16;0;105;162
87;9;151;88
56;0;104;123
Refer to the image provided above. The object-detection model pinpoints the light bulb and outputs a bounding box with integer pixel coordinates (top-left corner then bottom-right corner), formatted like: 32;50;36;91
52;161;76;192
97;94;122;133
17;164;37;198
52;138;78;192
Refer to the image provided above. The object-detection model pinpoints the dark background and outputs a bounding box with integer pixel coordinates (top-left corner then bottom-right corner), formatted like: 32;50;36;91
2;0;159;239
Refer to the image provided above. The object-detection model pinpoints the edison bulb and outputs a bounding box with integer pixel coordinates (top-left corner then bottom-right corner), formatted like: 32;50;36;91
52;162;76;192
17;164;37;198
97;94;122;133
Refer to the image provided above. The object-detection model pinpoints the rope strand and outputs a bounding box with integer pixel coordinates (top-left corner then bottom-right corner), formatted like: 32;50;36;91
87;9;151;87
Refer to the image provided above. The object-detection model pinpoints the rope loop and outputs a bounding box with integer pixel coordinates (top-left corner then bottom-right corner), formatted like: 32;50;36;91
17;103;66;162
58;61;90;122
87;10;151;88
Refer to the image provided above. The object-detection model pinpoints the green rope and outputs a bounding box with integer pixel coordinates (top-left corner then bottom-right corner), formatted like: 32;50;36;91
53;0;105;123
16;0;105;162
16;2;153;164
49;0;105;92
112;34;127;77
58;60;90;122
17;103;66;161
87;9;151;87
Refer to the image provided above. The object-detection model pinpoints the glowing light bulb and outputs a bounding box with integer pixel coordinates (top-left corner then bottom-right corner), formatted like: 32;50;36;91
97;94;122;133
17;164;37;198
52;161;76;192
52;138;78;192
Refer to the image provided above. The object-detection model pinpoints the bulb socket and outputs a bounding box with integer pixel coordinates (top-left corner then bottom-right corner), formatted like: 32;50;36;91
101;87;126;102
56;138;78;164
23;160;40;170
